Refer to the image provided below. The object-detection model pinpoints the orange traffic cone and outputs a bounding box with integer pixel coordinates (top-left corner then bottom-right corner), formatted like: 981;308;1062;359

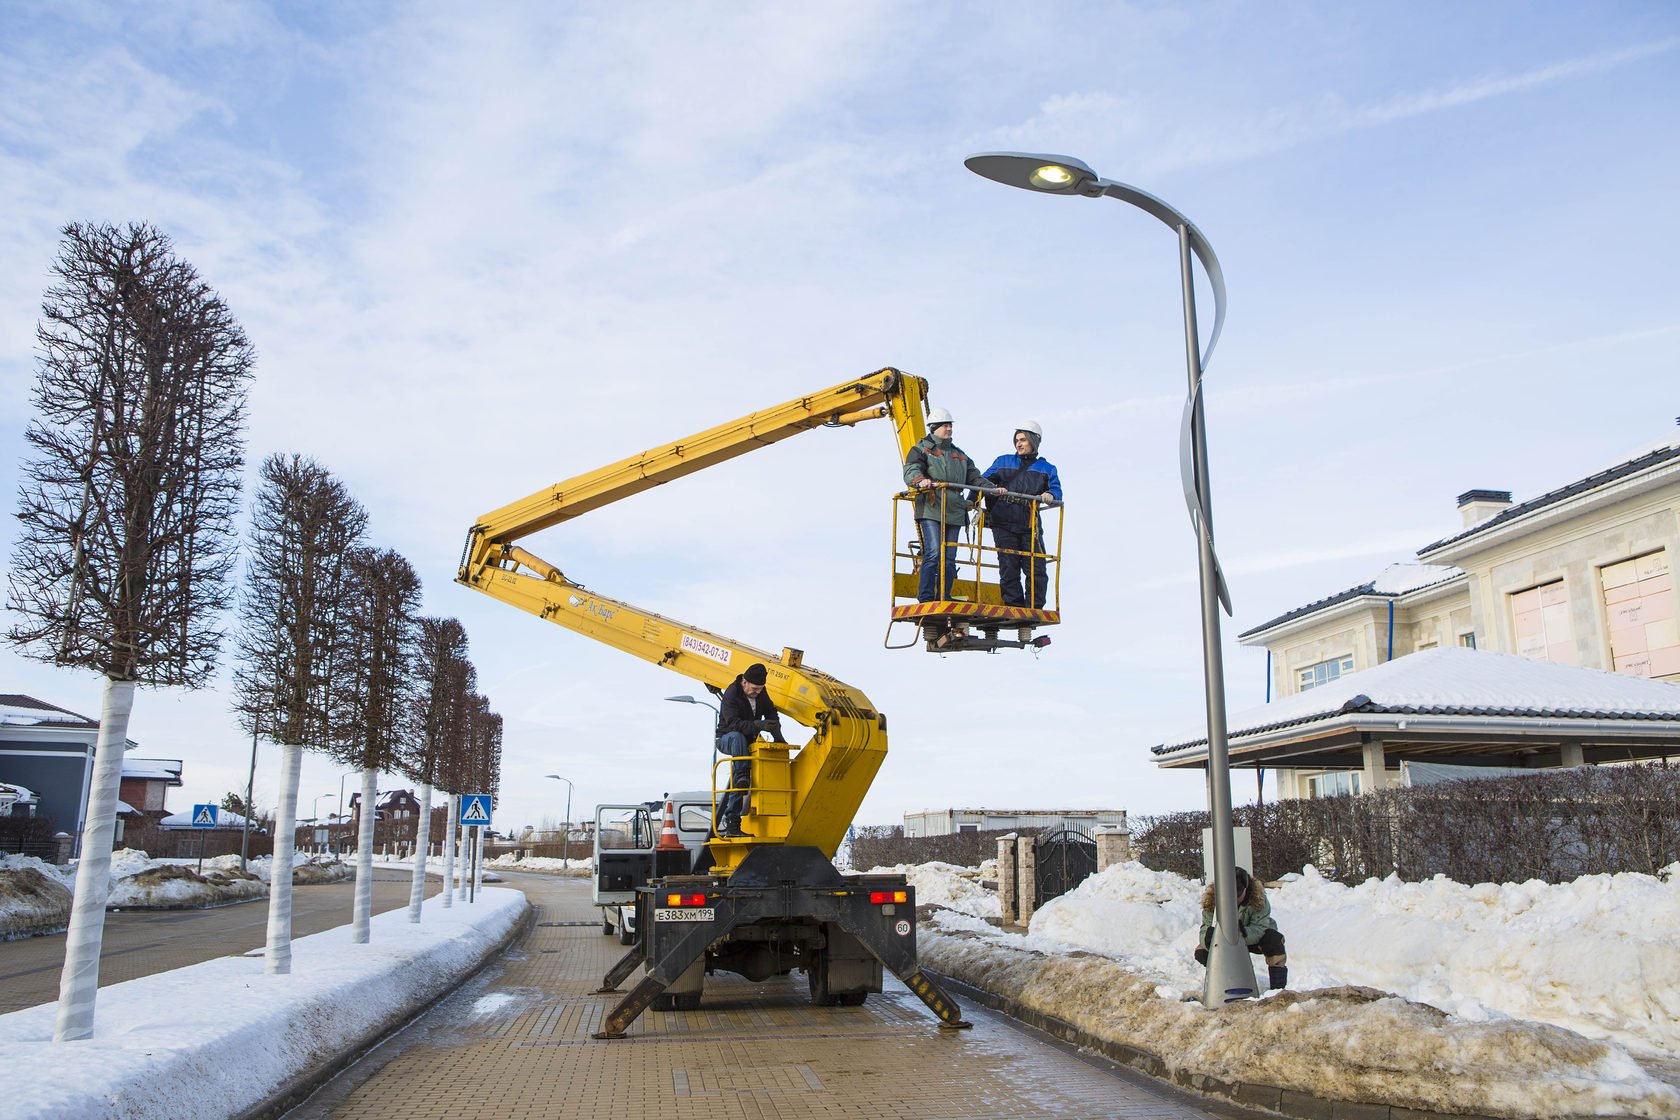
655;799;684;851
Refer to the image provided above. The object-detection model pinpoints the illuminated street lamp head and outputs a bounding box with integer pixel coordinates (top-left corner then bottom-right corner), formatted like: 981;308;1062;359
964;151;1099;195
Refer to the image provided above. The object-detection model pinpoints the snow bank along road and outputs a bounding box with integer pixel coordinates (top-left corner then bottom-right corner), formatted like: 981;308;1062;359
0;887;529;1120
900;859;1680;1120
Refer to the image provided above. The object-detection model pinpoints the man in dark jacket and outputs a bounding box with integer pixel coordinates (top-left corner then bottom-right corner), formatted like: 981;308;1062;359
983;422;1062;610
713;662;785;838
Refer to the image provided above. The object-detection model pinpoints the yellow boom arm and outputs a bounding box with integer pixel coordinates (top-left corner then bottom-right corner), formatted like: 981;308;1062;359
457;368;928;872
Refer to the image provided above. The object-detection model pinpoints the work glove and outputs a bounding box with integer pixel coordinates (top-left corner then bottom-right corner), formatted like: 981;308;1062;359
1038;492;1055;504
1193;947;1208;966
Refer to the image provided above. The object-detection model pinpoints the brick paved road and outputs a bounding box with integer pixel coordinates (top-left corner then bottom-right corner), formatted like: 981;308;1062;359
0;869;439;1013
288;871;1261;1120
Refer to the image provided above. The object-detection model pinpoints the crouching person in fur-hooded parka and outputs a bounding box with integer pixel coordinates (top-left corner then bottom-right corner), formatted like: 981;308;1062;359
1194;867;1288;990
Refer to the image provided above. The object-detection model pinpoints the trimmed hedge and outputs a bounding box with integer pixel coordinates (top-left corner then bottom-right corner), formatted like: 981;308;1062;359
1133;762;1680;884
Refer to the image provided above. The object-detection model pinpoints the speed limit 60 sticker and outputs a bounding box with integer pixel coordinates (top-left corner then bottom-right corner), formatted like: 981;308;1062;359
894;919;911;936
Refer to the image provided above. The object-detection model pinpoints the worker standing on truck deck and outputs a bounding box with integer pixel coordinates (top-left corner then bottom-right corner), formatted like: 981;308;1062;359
903;408;1006;635
1193;867;1288;990
713;663;786;838
983;422;1062;613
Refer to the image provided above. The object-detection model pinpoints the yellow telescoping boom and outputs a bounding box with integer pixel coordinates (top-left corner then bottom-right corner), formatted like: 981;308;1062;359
456;368;928;876
457;367;981;1034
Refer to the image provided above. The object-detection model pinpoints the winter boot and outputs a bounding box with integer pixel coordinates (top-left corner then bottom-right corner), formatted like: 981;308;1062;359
1268;965;1288;990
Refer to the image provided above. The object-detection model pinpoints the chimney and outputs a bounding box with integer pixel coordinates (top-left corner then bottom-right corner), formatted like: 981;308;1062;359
1457;489;1512;528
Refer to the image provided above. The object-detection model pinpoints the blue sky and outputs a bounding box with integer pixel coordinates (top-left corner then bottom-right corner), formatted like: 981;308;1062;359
2;2;1676;837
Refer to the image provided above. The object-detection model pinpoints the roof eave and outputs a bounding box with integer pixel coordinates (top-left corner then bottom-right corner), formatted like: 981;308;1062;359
1419;456;1680;562
1155;711;1680;766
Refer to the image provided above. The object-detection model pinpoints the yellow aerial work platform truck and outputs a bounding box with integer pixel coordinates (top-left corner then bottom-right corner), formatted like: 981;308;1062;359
457;367;1060;1037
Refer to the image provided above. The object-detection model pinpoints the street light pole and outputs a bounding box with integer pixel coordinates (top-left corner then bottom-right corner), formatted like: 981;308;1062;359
964;151;1256;1005
334;771;348;857
544;775;574;860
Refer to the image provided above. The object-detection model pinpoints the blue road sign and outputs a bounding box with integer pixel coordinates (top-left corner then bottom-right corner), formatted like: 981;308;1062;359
459;794;492;828
191;803;218;828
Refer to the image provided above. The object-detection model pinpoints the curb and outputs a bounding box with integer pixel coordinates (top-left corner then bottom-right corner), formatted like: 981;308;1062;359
235;900;536;1120
929;971;1553;1120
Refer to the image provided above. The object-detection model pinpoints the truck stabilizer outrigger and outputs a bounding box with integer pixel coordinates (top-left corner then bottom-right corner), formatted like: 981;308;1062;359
590;846;970;1038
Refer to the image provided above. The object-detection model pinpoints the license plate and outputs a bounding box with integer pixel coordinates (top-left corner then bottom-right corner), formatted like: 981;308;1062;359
655;907;715;922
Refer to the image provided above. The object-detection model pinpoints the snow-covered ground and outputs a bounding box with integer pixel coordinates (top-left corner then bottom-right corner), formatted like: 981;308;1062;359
484;853;590;875
0;888;525;1120
893;859;1680;1118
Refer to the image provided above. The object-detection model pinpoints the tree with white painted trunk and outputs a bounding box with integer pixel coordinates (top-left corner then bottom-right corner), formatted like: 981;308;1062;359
404;617;474;921
329;548;421;942
232;454;367;974
5;222;252;1041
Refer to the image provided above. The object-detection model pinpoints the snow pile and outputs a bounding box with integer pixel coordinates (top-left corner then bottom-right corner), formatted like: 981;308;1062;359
0;888;527;1120
865;861;1001;919
924;931;1674;1119
909;859;1680;1117
107;863;266;909
0;866;71;938
484;853;590;875
1017;861;1680;1059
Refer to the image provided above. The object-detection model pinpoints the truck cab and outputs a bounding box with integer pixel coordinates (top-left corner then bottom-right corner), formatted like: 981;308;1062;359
591;792;714;943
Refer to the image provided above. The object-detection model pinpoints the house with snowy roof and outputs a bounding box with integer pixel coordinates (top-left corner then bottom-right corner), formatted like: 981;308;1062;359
0;693;139;851
1208;430;1680;799
119;757;183;821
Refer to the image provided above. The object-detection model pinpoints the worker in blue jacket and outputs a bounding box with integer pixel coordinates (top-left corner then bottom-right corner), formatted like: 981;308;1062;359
983;422;1062;610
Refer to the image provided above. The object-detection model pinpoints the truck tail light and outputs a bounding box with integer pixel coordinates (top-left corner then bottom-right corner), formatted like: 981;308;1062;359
870;890;908;904
665;893;708;907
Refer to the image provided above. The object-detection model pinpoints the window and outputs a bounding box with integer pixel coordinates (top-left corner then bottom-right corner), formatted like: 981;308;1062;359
1600;550;1678;678
1306;771;1362;798
1458;631;1477;649
957;823;978;833
1511;580;1575;664
1298;655;1354;692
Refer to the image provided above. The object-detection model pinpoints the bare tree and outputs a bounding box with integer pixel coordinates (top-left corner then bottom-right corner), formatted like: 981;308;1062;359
232;453;367;973
326;547;422;941
402;616;474;921
460;692;503;898
6;222;252;1041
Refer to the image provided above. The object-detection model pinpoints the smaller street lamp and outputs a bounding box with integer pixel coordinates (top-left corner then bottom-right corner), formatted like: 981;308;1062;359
544;775;574;861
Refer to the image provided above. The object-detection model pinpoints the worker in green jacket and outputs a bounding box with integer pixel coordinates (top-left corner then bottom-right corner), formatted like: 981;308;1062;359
1194;867;1288;990
903;407;1004;611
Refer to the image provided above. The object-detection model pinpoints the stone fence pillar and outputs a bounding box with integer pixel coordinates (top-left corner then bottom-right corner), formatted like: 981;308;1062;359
1017;835;1038;927
1095;826;1133;871
996;834;1018;924
53;831;74;865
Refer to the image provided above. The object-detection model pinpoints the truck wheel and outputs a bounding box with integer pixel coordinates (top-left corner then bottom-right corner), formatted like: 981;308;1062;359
618;924;635;946
602;912;613;935
652;991;702;1012
836;992;868;1007
806;951;839;1006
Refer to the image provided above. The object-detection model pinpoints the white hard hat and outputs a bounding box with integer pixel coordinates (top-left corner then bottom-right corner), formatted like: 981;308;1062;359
1016;421;1043;439
927;407;953;425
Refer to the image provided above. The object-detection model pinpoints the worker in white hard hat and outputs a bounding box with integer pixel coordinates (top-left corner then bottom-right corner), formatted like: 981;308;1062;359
902;408;1005;622
983;421;1062;611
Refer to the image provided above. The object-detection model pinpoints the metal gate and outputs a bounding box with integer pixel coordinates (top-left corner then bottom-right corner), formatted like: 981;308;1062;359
1034;827;1097;906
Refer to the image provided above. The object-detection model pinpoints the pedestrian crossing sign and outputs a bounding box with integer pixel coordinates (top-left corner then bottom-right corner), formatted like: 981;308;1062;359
459;794;492;827
191;803;218;828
